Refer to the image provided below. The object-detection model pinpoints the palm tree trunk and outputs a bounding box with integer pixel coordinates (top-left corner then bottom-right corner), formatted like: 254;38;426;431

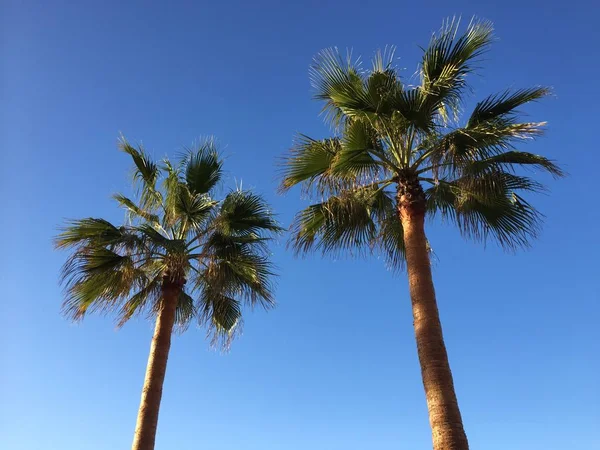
399;204;469;450
131;283;179;450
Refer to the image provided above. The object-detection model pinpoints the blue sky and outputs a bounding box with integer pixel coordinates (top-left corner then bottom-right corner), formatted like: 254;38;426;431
1;0;598;449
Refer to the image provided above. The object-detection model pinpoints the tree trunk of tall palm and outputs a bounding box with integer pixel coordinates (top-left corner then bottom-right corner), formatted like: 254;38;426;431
131;280;180;450
398;184;469;450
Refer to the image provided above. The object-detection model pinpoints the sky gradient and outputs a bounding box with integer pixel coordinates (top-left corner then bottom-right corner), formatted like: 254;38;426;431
1;1;599;449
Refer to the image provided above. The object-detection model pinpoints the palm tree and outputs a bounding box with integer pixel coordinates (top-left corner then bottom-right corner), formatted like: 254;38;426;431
279;19;562;450
56;137;282;450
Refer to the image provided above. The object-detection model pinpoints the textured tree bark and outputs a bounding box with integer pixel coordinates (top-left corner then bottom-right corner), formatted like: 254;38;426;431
399;190;469;450
131;283;179;450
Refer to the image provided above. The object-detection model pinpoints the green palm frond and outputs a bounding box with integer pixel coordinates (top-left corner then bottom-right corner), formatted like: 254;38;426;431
55;218;129;249
61;247;144;320
113;194;161;224
420;18;494;122
426;171;543;248
200;236;276;307
173;184;217;235
278;136;340;193
393;88;437;133
119;137;162;209
117;274;162;327
184;139;223;195
333;120;386;180
463;151;563;178
290;187;393;256
310;47;368;125
363;57;405;119
196;289;242;348
377;204;406;270
174;291;196;332
424;118;548;178
468;87;550;127
216;190;282;236
201;292;242;332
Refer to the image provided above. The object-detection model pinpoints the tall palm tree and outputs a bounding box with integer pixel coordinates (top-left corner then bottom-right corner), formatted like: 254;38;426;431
56;137;282;450
279;19;562;450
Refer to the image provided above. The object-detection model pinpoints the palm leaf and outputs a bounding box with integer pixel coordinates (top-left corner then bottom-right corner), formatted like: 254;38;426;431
290;187;391;256
113;194;161;224
55;218;128;249
279;136;340;193
420;18;494;122
174;291;196;332
310;47;368;125
468;87;550;127
117;274;162;327
463;151;563;178
425;171;543;248
119;136;162;208
174;184;217;235
184;139;223;195
333;120;385;181
216;190;282;236
61;248;144;320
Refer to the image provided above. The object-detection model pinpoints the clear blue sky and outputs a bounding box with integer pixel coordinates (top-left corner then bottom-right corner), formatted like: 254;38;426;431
1;1;598;449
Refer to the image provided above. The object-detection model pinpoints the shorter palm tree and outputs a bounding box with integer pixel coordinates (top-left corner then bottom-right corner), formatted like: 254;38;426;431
56;137;282;450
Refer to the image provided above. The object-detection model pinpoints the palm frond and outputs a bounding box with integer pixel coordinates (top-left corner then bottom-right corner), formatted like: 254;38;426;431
119;136;162;209
174;184;217;235
55;218;128;249
426;171;543;249
332;120;386;181
60;247;145;320
174;291;196;332
201;292;242;332
310;47;368;125
216;190;282;236
290;187;391;256
278;136;340;193
199;232;272;301
468;87;550;127
463;151;564;178
117;274;162;327
420;18;494;122
200;240;277;307
377;205;406;270
184;139;223;195
113;194;161;224
424;118;548;178
364;63;404;116
197;290;242;349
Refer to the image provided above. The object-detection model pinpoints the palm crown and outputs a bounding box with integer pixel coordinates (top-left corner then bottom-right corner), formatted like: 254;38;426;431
280;19;563;264
57;138;282;344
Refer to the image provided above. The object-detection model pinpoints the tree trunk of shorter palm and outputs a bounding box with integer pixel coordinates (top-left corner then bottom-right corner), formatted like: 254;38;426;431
131;280;181;450
398;188;469;450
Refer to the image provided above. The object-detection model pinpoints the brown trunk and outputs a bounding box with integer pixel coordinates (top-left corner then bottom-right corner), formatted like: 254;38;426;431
399;197;469;450
131;281;180;450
